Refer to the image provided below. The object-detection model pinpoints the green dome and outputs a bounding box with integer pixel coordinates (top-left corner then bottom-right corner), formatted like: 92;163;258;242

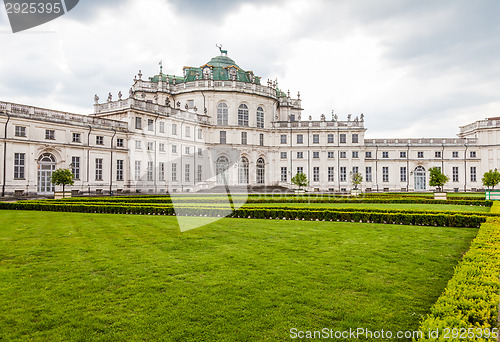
205;55;240;69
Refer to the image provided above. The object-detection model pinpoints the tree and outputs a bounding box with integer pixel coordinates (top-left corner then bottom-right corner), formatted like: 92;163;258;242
291;172;309;190
51;169;75;198
351;172;363;190
429;167;449;192
482;169;500;190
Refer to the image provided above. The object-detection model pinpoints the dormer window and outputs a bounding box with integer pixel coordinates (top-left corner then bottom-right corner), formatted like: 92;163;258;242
229;67;237;80
203;67;211;79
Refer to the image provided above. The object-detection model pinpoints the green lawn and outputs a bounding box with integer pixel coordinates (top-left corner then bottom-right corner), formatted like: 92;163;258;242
0;211;477;341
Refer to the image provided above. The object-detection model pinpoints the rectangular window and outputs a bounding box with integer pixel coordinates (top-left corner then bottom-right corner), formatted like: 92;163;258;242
417;151;424;158
313;134;319;144
328;167;334;182
382;167;389;182
197;165;202;182
297;134;303;144
400;151;407;158
400;167;407;182
340;167;347;182
95;158;103;181
159;121;165;133
159;162;165;181
172;163;177;182
220;131;226;144
185;146;190;155
259;133;264;146
280;135;287;144
135;161;141;181
352;134;359;143
147;161;154;181
328;134;334;143
281;152;287;159
71;156;80;180
45;130;55;140
198;129;203;140
366;167;372;182
135;117;142;130
185;126;191;137
297;152;303;159
471;166;477;182
198;148;203;156
148;119;154;131
328;151;334;159
14;153;25;179
281;167;287;182
159;143;165;152
434;151;441;158
241;132;248;145
72;133;81;143
172;123;177;135
365;151;372;158
135;141;141;150
172;145;177;153
339;134;346;144
313;167;320;182
453;167;459;182
352;166;359;174
117;160;124;181
185;164;190;182
340;151;346;158
382;151;389;158
116;138;124;147
147;142;154;151
15;126;26;137
352;151;359;158
297;167;304;175
470;151;477;158
313;152;319;159
452;151;459;158
96;136;104;145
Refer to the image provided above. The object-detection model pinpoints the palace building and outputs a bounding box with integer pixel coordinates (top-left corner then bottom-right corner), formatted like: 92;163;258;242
1;49;499;196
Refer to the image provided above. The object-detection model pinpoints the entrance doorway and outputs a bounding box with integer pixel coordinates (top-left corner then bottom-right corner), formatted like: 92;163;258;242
38;153;56;194
414;166;426;191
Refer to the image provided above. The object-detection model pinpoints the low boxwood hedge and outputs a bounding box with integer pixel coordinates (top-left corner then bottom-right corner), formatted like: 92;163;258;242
0;202;486;228
416;203;500;341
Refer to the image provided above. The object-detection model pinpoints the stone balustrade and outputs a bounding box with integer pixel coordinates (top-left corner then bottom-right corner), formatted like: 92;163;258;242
0;101;128;131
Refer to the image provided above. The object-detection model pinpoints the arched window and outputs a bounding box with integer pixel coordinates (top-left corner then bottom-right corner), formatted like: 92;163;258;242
38;153;56;194
238;157;249;184
216;156;229;185
217;103;228;126
238;104;249;127
256;107;264;128
256;158;265;184
414;166;426;191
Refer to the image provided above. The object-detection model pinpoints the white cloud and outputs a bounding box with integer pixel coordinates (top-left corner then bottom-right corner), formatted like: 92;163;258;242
1;0;500;138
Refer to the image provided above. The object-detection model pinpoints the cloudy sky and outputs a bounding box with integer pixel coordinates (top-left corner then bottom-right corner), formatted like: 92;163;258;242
1;0;500;138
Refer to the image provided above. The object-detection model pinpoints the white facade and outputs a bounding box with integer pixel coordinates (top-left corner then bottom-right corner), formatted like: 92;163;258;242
0;51;499;196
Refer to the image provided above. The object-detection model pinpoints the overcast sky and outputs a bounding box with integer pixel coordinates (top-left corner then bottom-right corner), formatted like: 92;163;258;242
1;0;500;138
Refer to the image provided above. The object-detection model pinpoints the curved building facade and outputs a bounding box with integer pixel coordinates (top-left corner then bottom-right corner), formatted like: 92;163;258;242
0;50;499;195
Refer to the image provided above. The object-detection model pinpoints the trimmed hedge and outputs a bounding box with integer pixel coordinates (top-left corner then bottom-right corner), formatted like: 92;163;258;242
0;202;486;228
38;196;493;207
416;204;500;341
30;200;497;217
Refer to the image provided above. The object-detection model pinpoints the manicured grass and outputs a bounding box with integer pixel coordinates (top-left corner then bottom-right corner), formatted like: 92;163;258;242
0;211;477;341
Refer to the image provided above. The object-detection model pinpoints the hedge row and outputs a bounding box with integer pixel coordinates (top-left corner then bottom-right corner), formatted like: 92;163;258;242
16;200;497;218
48;196;492;207
417;207;500;340
0;202;486;228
